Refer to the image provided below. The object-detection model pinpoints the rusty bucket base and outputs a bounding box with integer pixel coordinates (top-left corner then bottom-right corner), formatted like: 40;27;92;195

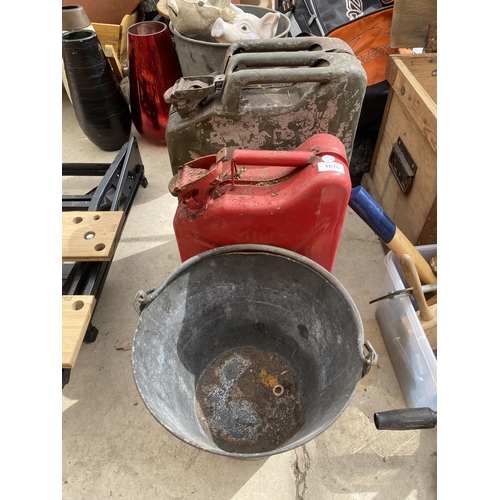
196;346;305;454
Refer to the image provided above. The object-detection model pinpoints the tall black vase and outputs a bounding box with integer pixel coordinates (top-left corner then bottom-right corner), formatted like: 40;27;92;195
62;29;131;151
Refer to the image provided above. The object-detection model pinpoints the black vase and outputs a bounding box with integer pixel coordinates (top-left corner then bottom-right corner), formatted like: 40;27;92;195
62;29;131;151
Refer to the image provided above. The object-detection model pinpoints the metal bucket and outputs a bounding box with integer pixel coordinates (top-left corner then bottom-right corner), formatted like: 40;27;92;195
170;5;292;76
132;245;377;459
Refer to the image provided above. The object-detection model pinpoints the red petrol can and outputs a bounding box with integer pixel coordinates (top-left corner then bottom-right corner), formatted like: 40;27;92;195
169;134;351;271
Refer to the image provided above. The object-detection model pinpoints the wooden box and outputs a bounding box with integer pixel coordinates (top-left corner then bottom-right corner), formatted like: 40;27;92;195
93;10;141;78
365;53;437;245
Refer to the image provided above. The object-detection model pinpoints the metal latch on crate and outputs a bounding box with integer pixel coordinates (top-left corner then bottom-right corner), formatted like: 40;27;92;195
389;137;417;194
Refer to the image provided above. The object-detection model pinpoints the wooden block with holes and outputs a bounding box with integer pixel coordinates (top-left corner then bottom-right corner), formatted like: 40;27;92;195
62;211;125;262
62;295;96;369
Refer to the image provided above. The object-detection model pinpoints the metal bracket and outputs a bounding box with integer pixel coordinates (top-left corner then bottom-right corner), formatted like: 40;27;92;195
83;324;99;343
389;137;417;194
62;368;71;389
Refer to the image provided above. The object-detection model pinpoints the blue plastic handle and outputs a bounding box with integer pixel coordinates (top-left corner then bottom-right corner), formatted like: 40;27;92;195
348;186;396;244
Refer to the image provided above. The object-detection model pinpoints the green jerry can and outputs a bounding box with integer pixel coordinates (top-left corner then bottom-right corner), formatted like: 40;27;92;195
164;37;367;175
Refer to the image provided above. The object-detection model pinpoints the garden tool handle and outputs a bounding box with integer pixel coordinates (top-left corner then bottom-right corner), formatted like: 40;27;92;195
349;187;437;285
374;407;437;430
400;254;435;321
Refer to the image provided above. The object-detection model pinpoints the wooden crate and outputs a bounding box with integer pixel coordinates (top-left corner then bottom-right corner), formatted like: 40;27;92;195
365;52;437;245
93;10;141;78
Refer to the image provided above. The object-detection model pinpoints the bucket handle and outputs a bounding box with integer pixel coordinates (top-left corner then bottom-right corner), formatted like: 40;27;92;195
362;341;378;377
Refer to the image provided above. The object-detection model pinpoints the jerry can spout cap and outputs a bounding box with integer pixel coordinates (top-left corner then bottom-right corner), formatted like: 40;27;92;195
164;75;225;119
168;148;230;206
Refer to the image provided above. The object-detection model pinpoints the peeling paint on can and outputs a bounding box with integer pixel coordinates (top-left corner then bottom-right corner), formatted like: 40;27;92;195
166;37;367;175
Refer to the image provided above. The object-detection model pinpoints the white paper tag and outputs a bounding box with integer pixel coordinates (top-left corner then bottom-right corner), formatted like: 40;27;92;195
318;161;345;174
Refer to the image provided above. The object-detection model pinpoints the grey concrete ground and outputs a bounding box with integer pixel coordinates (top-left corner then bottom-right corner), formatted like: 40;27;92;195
62;87;437;499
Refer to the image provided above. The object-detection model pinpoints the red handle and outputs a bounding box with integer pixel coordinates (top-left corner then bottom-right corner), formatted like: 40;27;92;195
230;149;316;186
231;149;315;167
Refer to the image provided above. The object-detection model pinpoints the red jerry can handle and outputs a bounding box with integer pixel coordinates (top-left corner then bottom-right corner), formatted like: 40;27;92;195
169;147;317;204
230;149;315;167
228;149;316;185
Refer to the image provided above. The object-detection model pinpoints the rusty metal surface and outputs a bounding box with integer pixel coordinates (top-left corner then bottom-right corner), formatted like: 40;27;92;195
165;37;367;175
196;347;305;454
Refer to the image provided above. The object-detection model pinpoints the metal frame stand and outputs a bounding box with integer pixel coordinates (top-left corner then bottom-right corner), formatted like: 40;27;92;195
62;137;147;388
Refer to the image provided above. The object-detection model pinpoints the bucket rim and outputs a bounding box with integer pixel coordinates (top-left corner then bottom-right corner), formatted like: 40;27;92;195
135;244;357;316
169;5;291;48
170;22;224;47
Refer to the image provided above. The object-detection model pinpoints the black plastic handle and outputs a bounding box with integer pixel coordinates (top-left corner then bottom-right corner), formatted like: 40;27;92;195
374;407;437;430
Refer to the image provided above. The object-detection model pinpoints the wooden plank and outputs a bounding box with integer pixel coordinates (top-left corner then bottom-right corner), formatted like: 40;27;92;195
426;22;437;53
118;11;141;61
62;296;96;369
62;211;125;262
360;173;383;208
93;22;121;54
369;88;395;177
390;0;437;49
417;197;437;245
386;54;437;153
387;54;437;103
419;304;437;351
103;44;123;79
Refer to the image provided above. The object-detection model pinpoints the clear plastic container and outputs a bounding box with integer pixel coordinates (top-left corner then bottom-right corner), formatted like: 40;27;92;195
375;245;437;410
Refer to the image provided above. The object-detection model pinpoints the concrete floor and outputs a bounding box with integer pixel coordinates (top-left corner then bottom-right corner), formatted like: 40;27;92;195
62;87;437;499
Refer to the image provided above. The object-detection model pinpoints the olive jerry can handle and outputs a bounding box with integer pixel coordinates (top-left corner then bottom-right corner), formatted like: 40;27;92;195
221;37;355;71
220;38;358;113
362;341;378;377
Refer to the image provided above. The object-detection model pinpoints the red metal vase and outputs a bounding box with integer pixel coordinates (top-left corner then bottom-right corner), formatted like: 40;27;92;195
127;21;182;144
169;134;352;271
